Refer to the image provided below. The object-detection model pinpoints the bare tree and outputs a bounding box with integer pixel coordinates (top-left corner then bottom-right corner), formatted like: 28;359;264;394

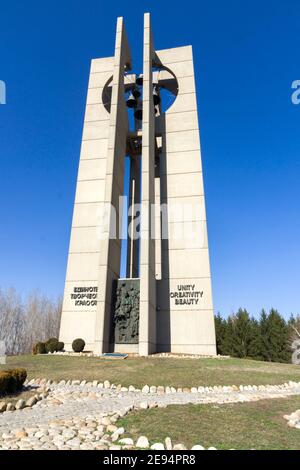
0;288;62;354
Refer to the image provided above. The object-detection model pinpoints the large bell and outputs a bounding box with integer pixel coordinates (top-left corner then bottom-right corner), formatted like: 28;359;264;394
134;102;143;120
153;86;161;106
126;92;137;108
132;87;141;99
136;74;143;86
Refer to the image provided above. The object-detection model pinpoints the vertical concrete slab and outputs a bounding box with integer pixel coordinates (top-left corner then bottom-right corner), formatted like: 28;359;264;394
59;56;114;351
155;45;217;355
139;13;157;355
94;17;132;354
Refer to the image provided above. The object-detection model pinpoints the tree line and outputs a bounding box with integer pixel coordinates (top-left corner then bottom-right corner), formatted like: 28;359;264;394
0;287;299;363
215;309;300;363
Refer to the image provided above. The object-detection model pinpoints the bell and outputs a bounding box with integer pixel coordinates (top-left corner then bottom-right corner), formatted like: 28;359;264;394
132;87;141;99
126;92;137;108
136;74;143;86
153;86;161;106
134;102;143;120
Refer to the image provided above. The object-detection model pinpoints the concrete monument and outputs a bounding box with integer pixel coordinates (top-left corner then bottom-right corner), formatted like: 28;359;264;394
59;13;216;356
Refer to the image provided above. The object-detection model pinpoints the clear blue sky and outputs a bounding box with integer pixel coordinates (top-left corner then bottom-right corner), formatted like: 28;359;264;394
1;0;300;318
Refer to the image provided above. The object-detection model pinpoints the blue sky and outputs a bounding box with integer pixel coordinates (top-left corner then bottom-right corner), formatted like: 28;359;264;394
0;0;300;318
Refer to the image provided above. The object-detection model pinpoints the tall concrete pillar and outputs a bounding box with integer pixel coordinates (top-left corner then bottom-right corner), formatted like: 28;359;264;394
155;45;216;355
59;54;116;352
94;17;132;354
138;13;157;355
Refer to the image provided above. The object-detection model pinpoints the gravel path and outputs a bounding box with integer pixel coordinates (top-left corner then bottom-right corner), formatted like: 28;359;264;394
1;380;300;450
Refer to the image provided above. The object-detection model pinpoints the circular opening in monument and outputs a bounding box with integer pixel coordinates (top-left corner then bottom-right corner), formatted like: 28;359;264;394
101;65;178;117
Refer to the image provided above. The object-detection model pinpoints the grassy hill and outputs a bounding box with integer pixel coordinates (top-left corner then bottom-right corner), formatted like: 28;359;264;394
1;355;300;387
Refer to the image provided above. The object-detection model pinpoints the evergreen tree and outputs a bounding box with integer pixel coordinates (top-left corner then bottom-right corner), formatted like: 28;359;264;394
230;309;258;358
215;308;292;363
258;309;290;363
258;309;269;361
214;312;227;355
221;314;235;356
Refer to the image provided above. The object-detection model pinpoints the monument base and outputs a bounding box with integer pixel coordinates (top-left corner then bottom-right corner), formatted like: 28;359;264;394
113;343;139;354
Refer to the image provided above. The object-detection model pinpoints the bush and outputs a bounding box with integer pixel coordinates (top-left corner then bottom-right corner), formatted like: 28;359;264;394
0;368;27;395
45;338;59;353
32;342;46;355
8;368;27;392
0;372;11;395
72;338;85;353
56;341;64;352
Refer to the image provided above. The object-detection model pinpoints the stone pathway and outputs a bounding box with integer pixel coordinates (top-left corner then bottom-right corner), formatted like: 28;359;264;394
1;380;300;450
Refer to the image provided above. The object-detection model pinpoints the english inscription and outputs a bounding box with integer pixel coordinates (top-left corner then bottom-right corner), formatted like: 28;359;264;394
170;284;203;306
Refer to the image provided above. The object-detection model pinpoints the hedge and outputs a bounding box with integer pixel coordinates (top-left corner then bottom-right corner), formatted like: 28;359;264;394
0;368;27;395
33;339;64;354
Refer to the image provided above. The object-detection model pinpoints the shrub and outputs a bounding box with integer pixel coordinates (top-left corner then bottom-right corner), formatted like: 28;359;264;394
7;368;27;392
0;368;27;395
45;338;59;353
0;372;11;395
32;342;46;355
72;338;85;353
56;341;64;352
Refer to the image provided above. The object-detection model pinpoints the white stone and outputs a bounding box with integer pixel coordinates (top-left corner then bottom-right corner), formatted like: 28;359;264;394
15;399;26;410
66;438;81;447
173;443;187;450
142;385;150;394
140;402;149;409
191;445;205;450
101;417;111;426
136;436;150;449
151;443;165;450
26;396;38;407
165;437;172;450
116;427;124;435
119;438;134;445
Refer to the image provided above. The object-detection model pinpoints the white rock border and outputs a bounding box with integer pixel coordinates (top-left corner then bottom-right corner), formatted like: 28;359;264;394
21;377;300;396
0;385;50;413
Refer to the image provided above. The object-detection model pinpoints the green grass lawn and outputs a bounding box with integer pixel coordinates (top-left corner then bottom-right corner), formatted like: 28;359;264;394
118;397;300;450
1;355;300;388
